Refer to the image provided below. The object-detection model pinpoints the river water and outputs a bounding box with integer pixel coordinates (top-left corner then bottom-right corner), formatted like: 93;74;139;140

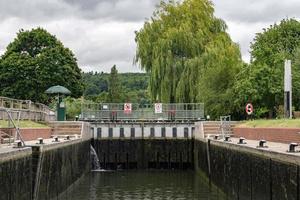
60;170;225;200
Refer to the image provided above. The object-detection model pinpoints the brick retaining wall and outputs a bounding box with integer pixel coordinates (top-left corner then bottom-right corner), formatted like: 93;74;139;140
233;127;300;144
0;128;52;141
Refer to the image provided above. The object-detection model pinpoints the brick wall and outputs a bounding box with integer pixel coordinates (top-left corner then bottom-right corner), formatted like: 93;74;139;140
233;127;300;144
0;128;52;141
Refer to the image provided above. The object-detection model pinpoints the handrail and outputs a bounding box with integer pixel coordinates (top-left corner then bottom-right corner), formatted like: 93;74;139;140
0;96;55;121
81;103;205;121
0;96;54;114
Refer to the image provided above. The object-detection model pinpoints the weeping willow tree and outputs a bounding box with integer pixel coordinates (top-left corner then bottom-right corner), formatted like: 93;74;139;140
135;0;242;117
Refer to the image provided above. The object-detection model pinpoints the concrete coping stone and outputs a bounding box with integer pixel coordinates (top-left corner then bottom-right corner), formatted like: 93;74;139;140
0;146;32;163
27;138;90;152
197;137;300;165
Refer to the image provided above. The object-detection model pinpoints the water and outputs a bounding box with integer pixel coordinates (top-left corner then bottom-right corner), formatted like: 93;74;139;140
90;145;100;170
62;171;225;200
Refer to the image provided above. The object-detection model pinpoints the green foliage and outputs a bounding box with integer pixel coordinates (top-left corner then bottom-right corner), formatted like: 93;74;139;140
253;107;269;119
135;0;242;118
64;97;82;120
82;72;151;104
0;27;84;103
233;19;300;118
108;65;122;103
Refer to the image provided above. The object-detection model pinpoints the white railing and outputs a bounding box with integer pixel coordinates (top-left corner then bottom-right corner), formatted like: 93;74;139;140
0;96;55;121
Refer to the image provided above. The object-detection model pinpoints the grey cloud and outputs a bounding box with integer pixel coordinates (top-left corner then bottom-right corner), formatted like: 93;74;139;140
0;0;72;23
0;0;160;23
72;0;159;22
213;0;300;63
213;0;300;23
1;0;300;71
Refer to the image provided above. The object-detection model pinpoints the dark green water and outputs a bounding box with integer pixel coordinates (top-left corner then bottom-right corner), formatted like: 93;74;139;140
61;171;225;200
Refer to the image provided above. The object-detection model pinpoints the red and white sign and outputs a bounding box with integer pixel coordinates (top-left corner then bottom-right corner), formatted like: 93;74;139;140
245;103;253;115
124;103;132;114
155;103;162;113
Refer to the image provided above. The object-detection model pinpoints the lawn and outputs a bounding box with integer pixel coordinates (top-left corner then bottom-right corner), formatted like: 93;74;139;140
237;119;300;128
0;120;49;128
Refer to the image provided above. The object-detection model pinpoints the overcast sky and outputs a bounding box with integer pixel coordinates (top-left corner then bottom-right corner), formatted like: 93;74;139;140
0;0;299;72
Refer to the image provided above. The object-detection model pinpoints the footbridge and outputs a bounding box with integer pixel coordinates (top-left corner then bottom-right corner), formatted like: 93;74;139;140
80;103;204;122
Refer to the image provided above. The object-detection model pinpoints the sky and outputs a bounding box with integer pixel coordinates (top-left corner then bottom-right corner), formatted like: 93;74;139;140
0;0;299;72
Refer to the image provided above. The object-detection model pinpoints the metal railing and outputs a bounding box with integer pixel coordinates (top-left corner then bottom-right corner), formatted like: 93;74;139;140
0;96;55;121
0;108;25;146
80;103;204;121
220;115;232;138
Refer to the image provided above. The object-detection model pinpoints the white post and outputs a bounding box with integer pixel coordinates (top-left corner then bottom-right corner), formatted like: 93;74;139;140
284;60;292;119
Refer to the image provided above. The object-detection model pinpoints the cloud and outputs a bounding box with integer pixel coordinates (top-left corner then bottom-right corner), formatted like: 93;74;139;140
0;0;160;72
213;0;300;62
0;0;300;71
63;0;158;22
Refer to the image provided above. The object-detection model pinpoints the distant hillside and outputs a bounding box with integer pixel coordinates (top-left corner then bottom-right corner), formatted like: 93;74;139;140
82;72;151;103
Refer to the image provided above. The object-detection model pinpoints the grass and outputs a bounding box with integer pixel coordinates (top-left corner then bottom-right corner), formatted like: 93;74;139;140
237;119;300;128
0;120;49;128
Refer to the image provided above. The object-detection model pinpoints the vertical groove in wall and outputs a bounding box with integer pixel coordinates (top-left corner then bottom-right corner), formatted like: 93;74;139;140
237;153;240;200
297;165;299;200
206;139;211;179
269;159;273;200
250;157;253;200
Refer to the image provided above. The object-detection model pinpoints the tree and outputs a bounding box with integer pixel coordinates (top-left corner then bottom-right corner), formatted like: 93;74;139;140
233;19;300;118
107;65;122;103
82;72;151;104
0;27;84;103
135;0;242;118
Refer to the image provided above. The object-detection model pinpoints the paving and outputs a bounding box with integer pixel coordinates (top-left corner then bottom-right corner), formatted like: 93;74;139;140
2;135;300;164
208;136;300;165
0;137;82;160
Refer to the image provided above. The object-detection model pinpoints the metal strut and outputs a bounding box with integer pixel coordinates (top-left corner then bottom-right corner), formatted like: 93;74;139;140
1;108;25;146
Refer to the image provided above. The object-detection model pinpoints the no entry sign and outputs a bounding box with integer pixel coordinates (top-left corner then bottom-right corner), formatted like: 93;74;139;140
124;103;132;114
245;103;253;115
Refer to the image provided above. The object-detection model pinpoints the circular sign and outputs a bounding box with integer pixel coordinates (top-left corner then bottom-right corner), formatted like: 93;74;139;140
155;103;162;113
245;103;253;115
124;103;132;114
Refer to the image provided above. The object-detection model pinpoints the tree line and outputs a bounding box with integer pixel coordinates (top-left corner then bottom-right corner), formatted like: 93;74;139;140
83;66;150;104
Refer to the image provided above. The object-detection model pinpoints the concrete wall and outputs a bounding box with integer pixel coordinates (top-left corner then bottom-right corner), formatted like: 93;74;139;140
194;139;300;200
32;139;90;200
0;138;91;200
90;122;195;139
0;148;33;200
93;139;194;170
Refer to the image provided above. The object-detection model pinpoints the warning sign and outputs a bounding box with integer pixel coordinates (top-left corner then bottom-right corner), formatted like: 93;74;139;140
124;103;132;114
155;103;162;114
245;103;253;115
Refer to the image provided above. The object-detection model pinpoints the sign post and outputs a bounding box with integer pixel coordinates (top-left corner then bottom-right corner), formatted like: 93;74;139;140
284;60;292;119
